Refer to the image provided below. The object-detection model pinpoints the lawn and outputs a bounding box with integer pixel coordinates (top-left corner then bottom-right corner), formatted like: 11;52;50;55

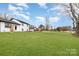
0;31;79;56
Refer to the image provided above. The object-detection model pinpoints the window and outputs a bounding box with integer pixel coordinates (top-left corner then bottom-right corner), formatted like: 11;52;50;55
15;25;17;30
5;23;11;28
22;23;24;26
27;24;28;27
22;28;24;31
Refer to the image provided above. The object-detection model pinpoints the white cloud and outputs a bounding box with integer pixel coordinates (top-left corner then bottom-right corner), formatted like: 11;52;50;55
18;14;30;20
15;3;29;8
49;5;67;16
13;11;30;20
36;16;45;21
50;6;59;11
8;4;30;21
8;4;17;11
35;16;46;25
26;12;30;15
38;3;47;9
50;5;63;11
17;7;23;10
49;17;60;23
8;4;23;11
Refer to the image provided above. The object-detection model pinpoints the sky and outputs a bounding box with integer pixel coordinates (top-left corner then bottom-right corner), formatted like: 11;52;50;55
0;3;73;28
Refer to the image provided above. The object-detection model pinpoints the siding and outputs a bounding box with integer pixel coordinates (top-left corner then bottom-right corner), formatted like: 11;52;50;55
0;20;30;32
0;22;10;32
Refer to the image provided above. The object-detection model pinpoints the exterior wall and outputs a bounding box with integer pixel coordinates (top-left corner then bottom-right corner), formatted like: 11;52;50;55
20;23;29;32
10;24;15;32
0;22;1;32
26;24;29;31
29;29;34;32
12;19;23;32
0;20;30;32
12;19;30;32
14;25;21;32
0;22;10;32
4;28;10;32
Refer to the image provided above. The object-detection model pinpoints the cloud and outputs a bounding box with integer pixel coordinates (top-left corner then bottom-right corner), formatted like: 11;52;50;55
36;16;45;21
50;6;60;11
49;17;60;23
17;7;23;10
35;16;46;26
49;5;67;16
11;11;30;20
15;3;29;8
8;4;17;11
8;4;30;21
17;14;30;20
26;12;30;15
35;16;60;27
38;3;47;9
8;4;23;11
50;5;64;11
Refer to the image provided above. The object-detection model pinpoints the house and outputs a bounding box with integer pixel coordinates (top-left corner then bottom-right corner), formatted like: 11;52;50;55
29;25;35;32
0;14;30;32
0;17;20;32
56;26;72;32
10;18;30;32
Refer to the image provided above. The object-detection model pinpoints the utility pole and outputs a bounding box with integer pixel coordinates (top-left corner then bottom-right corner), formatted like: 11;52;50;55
45;9;50;31
45;15;49;31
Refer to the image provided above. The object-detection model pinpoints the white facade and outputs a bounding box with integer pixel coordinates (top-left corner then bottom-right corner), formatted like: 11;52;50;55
0;22;10;32
0;14;30;32
0;22;12;32
0;20;30;32
29;29;34;32
20;23;29;32
12;19;29;32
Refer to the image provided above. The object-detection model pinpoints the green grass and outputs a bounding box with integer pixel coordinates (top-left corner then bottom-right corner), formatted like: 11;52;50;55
0;31;79;56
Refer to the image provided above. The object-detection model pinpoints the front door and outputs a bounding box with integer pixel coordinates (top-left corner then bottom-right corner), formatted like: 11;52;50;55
10;24;14;32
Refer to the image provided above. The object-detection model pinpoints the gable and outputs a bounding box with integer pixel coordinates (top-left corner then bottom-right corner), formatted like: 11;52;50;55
11;18;30;25
11;19;21;24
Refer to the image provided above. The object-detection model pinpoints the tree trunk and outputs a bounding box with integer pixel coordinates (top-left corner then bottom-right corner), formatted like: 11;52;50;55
73;21;76;30
76;21;79;36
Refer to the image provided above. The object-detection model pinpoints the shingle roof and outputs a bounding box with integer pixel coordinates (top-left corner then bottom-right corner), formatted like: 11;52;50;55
0;18;20;25
16;19;30;25
10;18;30;25
0;16;30;25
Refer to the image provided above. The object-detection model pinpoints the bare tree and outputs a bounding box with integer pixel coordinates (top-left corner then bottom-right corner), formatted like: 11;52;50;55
59;3;79;36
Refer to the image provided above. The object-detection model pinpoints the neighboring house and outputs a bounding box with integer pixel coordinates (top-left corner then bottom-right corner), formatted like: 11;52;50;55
29;25;35;32
56;26;72;31
11;18;30;32
0;17;20;32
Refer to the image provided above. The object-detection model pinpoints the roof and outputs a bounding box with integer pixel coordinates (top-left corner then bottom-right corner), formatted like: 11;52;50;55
0;19;20;25
10;18;30;25
0;16;30;25
16;19;30;25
